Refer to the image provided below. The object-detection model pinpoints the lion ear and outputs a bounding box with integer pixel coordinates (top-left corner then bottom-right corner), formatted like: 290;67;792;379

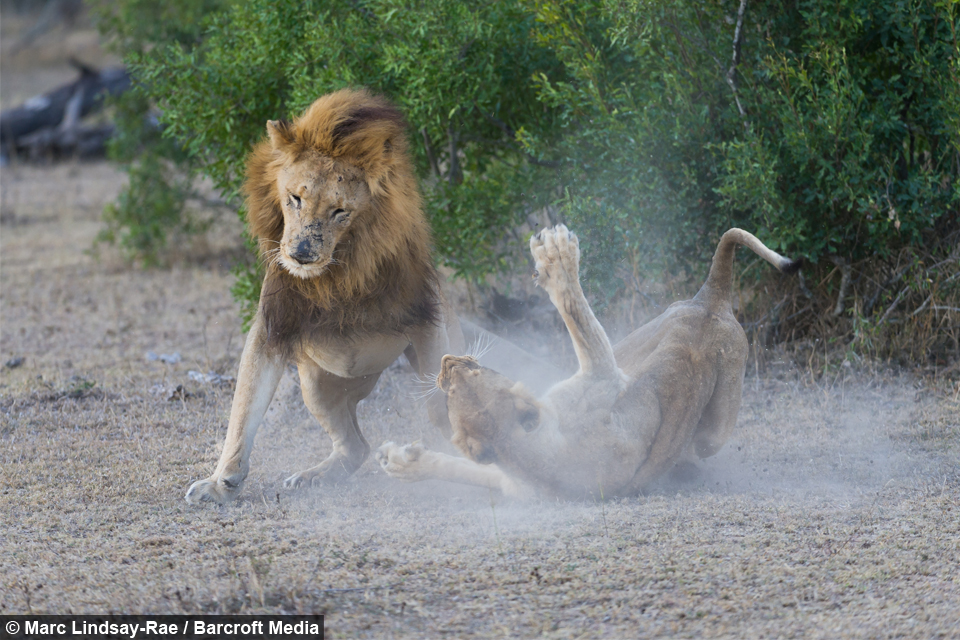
514;396;541;432
266;119;295;150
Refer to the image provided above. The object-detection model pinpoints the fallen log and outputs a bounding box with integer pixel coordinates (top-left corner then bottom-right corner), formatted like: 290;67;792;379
0;59;130;162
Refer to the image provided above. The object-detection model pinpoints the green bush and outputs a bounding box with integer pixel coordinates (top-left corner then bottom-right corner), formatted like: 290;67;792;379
523;0;959;291
94;0;235;264
101;0;959;362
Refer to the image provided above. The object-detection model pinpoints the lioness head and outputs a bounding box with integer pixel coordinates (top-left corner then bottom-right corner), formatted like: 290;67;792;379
266;122;373;279
438;354;541;464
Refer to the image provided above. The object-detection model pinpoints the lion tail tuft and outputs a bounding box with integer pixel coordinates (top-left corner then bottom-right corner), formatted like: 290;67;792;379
779;256;804;276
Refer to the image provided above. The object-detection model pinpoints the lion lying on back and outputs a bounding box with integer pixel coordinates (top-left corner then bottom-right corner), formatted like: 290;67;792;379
377;225;800;498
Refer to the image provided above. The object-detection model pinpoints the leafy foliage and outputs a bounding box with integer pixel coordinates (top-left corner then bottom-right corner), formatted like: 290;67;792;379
93;0;234;264
101;0;960;362
522;0;959;294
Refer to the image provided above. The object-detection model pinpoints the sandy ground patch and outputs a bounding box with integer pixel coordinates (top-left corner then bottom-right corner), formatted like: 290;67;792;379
1;158;958;638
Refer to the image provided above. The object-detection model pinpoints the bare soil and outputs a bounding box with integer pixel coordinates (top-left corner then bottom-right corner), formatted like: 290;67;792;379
3;157;958;640
2;15;959;639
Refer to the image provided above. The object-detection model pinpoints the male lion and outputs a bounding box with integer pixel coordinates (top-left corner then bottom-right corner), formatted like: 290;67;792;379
377;225;800;498
186;89;463;504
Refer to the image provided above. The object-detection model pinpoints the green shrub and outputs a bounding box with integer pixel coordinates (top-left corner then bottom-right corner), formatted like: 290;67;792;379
102;0;959;363
94;0;235;264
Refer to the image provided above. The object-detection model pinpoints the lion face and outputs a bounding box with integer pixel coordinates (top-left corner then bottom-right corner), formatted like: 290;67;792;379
438;355;541;464
273;150;372;279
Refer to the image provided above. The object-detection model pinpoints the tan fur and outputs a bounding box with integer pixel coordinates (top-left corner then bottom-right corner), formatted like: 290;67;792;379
186;89;463;505
377;226;800;499
245;89;439;347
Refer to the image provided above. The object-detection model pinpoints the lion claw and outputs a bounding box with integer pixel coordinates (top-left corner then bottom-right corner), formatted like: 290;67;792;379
529;225;581;295
185;477;241;505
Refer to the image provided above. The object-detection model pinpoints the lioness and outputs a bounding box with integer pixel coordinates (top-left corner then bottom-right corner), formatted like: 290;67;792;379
377;225;800;498
186;89;464;504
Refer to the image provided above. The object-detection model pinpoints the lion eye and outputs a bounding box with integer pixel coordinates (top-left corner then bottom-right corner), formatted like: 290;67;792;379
290;194;302;208
332;208;347;219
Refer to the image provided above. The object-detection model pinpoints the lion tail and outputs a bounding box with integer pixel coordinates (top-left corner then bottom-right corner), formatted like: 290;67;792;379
694;228;802;310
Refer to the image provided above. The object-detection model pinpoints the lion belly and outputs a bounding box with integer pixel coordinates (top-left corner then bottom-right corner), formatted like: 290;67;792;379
301;333;410;378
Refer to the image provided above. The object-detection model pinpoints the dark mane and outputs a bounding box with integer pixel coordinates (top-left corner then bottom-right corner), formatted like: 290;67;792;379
243;88;439;358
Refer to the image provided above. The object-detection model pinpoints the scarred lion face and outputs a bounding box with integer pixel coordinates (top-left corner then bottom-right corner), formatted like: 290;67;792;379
270;131;373;279
273;152;372;279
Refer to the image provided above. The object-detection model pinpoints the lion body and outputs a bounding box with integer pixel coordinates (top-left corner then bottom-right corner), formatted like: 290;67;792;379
186;89;463;505
377;226;798;499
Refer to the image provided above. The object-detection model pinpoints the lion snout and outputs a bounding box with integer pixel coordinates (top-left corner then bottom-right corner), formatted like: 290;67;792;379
452;431;497;465
278;232;334;278
441;354;479;373
439;354;479;391
289;238;318;264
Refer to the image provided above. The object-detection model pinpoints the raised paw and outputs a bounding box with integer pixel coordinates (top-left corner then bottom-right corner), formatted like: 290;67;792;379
376;441;429;482
530;224;581;295
185;475;243;505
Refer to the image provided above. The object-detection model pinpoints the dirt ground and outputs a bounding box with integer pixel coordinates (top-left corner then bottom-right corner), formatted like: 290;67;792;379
2;160;959;640
2;11;960;639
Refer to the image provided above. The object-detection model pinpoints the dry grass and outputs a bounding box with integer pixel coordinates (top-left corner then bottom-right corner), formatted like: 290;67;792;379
2;158;959;639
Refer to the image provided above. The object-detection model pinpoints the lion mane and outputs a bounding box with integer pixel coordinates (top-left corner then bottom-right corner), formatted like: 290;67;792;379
185;88;467;505
243;88;439;353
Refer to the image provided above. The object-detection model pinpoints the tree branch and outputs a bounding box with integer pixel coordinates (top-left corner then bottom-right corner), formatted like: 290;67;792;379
725;0;748;120
447;125;462;185
865;263;910;316
421;127;439;179
829;255;852;317
879;287;909;324
797;270;814;300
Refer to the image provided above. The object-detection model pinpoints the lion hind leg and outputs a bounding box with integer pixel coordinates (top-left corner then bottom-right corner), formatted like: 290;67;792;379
283;361;379;490
376;441;526;497
691;360;745;459
531;225;619;381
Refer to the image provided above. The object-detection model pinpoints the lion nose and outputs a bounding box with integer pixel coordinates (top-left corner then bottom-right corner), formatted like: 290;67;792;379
290;240;314;264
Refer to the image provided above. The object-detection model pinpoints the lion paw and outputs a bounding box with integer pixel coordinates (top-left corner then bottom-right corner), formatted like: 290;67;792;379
282;453;360;491
282;473;307;491
376;441;429;482
283;469;342;491
281;469;335;491
185;476;243;505
530;224;581;295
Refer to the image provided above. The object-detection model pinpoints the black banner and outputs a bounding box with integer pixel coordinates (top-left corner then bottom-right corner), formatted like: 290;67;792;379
0;616;323;640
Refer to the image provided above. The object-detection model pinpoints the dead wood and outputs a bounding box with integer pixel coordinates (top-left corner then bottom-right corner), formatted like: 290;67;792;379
0;59;130;162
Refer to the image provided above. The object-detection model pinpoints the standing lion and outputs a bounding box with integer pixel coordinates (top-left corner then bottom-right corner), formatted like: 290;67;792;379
186;89;464;504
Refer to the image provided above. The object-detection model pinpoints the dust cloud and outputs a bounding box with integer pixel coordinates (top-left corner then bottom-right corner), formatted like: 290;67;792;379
256;308;942;529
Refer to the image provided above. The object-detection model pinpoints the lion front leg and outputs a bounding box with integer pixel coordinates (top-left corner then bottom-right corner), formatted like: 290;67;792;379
281;360;379;490
531;225;619;381
375;442;527;497
185;318;284;505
